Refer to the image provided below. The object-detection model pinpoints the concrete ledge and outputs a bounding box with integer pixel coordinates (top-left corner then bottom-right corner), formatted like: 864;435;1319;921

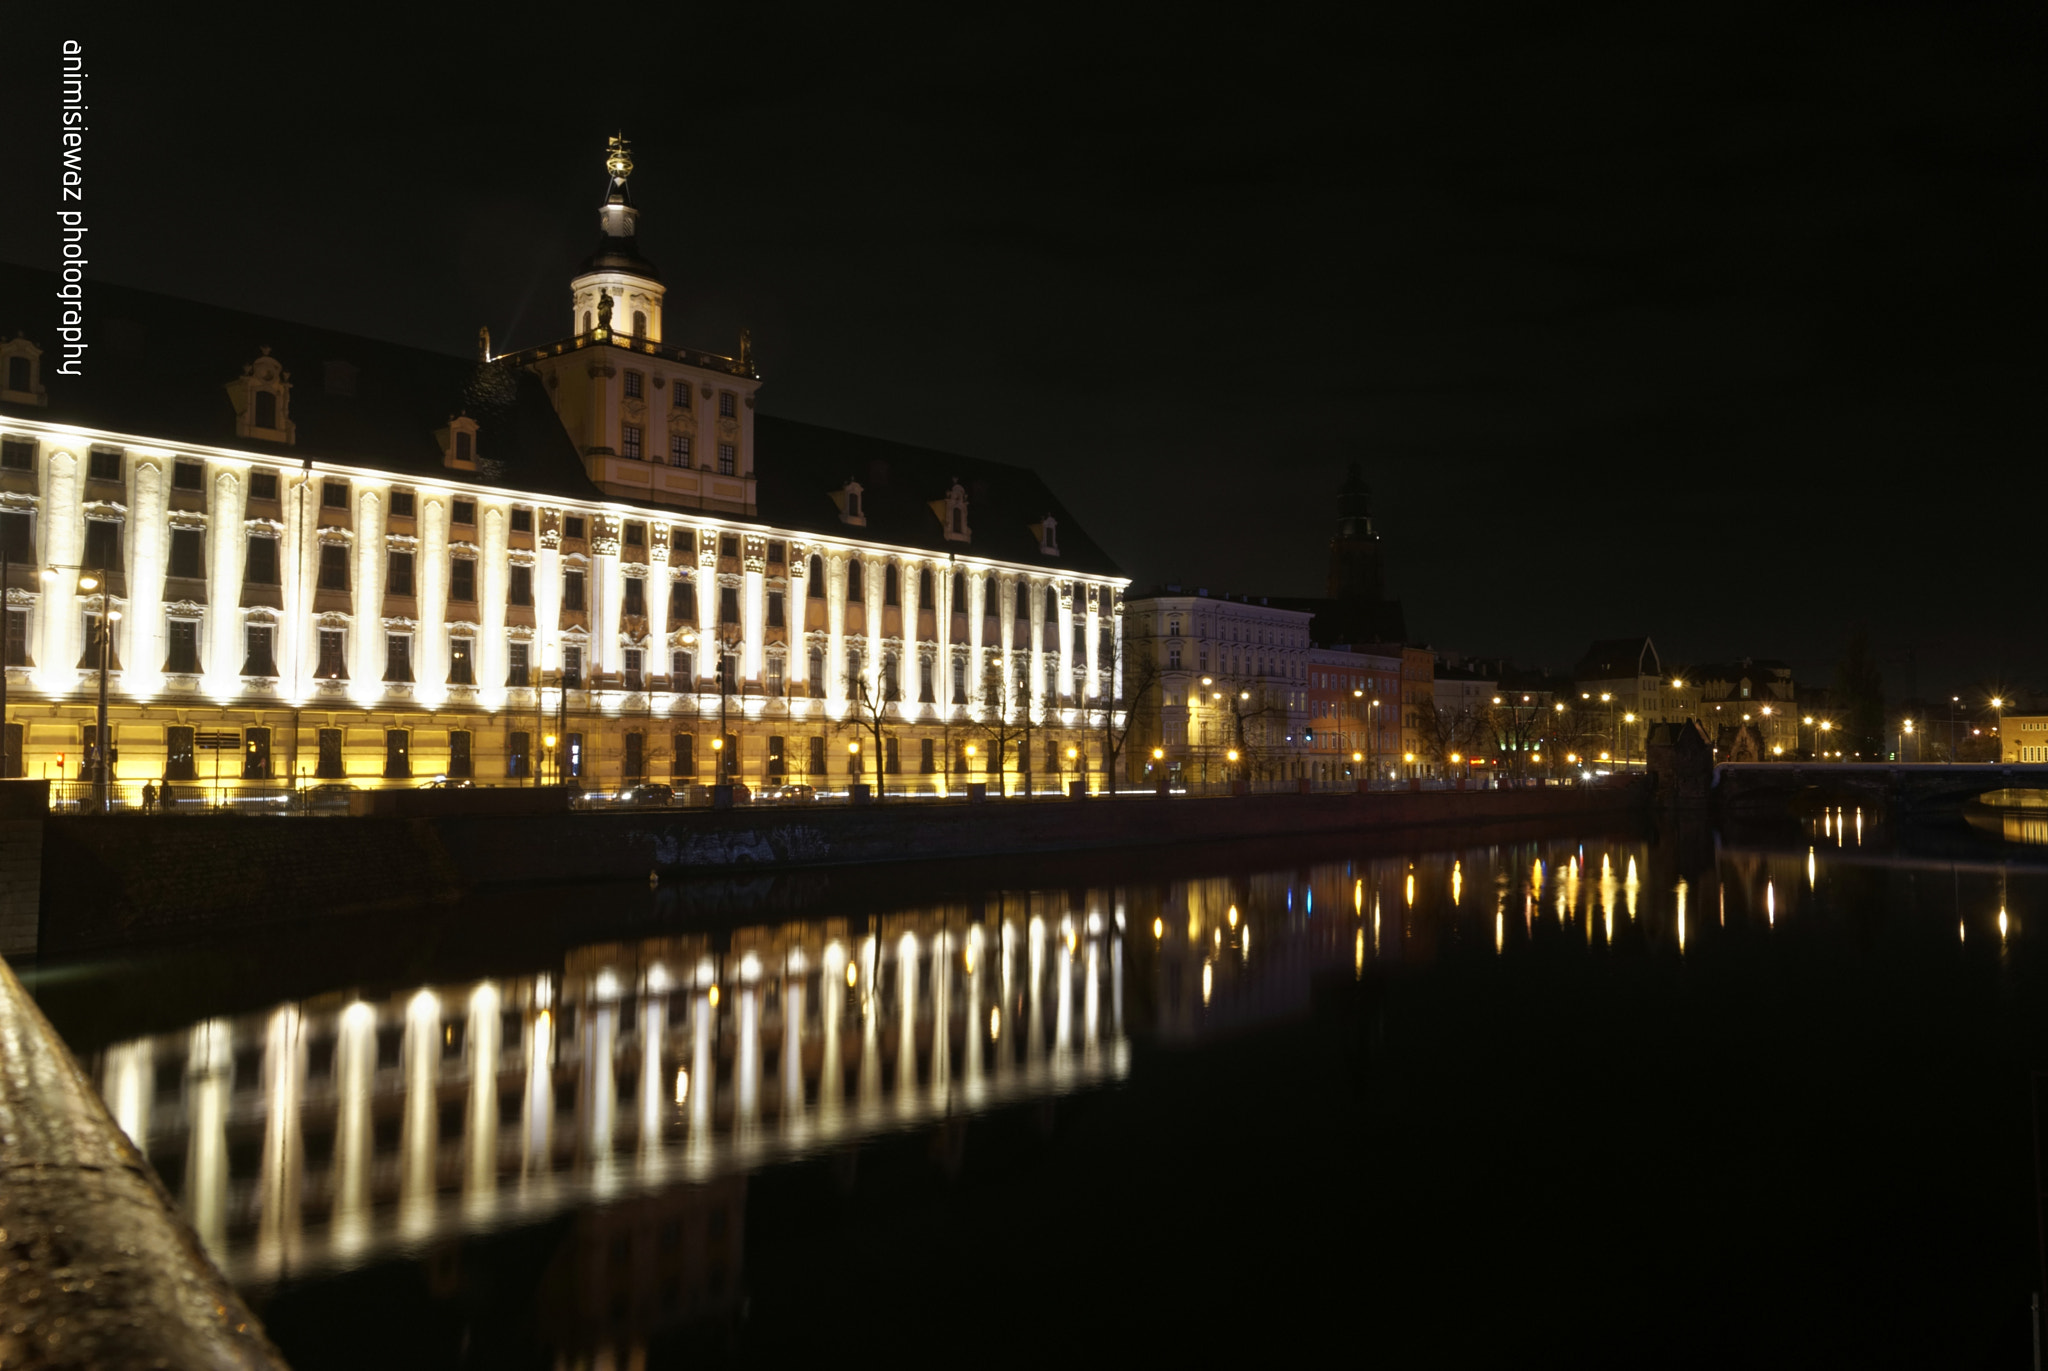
0;953;287;1369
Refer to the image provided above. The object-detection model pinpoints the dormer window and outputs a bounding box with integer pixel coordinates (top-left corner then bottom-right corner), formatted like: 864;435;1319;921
227;347;294;444
836;479;866;527
933;478;971;542
0;337;46;407
1034;515;1060;556
439;415;480;471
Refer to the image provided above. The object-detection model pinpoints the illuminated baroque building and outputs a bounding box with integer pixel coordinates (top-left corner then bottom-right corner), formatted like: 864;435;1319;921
0;141;1127;795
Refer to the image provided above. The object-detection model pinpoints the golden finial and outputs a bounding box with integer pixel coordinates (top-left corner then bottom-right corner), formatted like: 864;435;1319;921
605;132;634;182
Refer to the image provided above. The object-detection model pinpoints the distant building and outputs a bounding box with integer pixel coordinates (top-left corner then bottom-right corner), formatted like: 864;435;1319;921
1306;646;1403;781
1125;587;1311;785
2004;714;2048;764
1684;658;1797;757
1573;637;1675;762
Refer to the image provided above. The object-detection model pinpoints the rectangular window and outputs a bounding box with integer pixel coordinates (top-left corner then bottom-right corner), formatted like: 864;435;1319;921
386;550;415;597
623;647;643;691
508;564;532;606
510;507;532;533
449;729;473;779
242;624;278;677
885;736;900;775
717;443;735;475
624;578;645;616
248;471;278;502
566;732;584;779
322;480;348;509
82;519;121;573
625;521;645;547
450;557;476;603
920;737;935;773
809;735;825;779
172;460;205;491
317;728;344;779
167;527;204;579
719;586;740;624
767;592;784;628
953;658;966;704
244;535;280;585
452;498;476;526
0;509;30;560
720;652;738;694
722;733;739;777
507;640;530;687
767;735;786;779
622;425;643;460
623;731;645;781
674;385;692;412
624;370;643;399
4;608;29;667
389;490;415;519
673;732;695;778
670;578;692;619
669;433;691;467
88;449;122;482
165;725;197;781
507;731;531;779
564;515;586;541
313;543;347;591
164;620;201;674
562;644;583;688
672;648;693;682
563;569;585;611
449;636;474;686
766;657;784;697
718;391;736;418
719;534;739;559
847;562;864;602
768;540;786;566
243;727;272;780
384;729;411;779
317;629;346;679
809;648;825;697
0;438;34;471
384;633;412;682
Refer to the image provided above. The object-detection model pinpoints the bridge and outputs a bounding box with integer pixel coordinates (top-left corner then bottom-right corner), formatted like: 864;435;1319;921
1713;762;2048;814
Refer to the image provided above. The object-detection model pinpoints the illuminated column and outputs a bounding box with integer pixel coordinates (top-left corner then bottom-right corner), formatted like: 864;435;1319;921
478;506;508;711
864;559;884;708
590;517;620;679
124;459;165;699
1083;586;1101;703
183;1019;233;1260
932;559;953;719
286;468;319;693
995;574;1016;724
101;1037;153;1153
465;983;501;1206
206;472;247;700
645;525;669;687
521;998;555;1180
966;569;987;711
253;1004;304;1275
421;496;453;702
895;931;919;1118
332;1002;374;1254
1055;581;1074;705
741;537;765;687
1028;579;1047;721
785;549;809;696
638;992;666;1158
35;449;80;694
399;990;441;1238
897;557;920;711
350;490;385;692
1110;595;1125;705
824;552;847;707
535;513;562;695
694;529;718;689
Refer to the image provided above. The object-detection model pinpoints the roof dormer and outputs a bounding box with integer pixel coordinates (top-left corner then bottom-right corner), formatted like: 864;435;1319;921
0;336;47;407
832;479;867;527
438;414;480;472
930;477;971;543
1032;514;1059;556
226;347;294;444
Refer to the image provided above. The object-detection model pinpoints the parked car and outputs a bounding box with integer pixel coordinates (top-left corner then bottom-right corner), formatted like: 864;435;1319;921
759;783;817;802
299;783;358;815
618;783;674;809
418;777;475;789
681;782;752;807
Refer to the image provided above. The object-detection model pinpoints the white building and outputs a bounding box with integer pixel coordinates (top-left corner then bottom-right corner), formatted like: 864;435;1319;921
1125;586;1311;785
0;140;1128;796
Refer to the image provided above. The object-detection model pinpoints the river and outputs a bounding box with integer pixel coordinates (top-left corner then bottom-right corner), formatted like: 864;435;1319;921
27;808;2046;1367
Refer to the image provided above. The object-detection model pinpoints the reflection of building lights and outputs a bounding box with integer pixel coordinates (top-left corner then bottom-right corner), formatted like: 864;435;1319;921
1227;905;1238;929
1998;907;2009;939
708;984;721;1007
674;1068;689;1104
1201;959;1213;1006
846;963;858;987
1152;917;1163;939
989;1007;1000;1040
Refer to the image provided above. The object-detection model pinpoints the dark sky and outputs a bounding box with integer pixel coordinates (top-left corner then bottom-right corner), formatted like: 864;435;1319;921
3;4;2040;695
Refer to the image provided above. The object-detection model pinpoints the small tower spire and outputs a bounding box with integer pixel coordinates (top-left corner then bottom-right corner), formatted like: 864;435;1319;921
605;132;634;184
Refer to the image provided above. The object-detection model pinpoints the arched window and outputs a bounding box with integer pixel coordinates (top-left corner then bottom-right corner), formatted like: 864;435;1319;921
884;564;899;606
809;555;825;597
1045;586;1057;619
254;390;277;429
951;506;962;534
953;571;966;607
1014;582;1028;618
847;560;864;602
919;567;934;603
583;311;593;333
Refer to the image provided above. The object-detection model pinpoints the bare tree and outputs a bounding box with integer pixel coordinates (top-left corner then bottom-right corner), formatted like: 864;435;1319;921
973;657;1036;797
837;671;892;797
1094;641;1161;794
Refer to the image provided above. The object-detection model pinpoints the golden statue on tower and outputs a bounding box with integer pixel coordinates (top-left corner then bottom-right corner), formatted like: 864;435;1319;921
606;133;634;183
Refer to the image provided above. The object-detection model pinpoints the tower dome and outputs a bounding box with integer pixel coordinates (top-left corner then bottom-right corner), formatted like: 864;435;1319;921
570;134;666;343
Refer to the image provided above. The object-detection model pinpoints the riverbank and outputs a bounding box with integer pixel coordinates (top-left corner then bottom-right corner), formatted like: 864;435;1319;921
32;780;1648;956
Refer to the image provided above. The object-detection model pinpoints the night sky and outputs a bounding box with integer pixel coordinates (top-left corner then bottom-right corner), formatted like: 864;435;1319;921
3;5;2040;693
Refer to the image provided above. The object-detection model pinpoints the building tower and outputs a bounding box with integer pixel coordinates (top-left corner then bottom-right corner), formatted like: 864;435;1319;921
1324;461;1385;602
569;134;666;344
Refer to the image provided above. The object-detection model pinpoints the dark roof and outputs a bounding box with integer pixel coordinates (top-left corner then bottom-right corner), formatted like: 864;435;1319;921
0;262;599;502
1574;637;1660;681
752;414;1123;578
0;263;1122;576
1264;594;1408;647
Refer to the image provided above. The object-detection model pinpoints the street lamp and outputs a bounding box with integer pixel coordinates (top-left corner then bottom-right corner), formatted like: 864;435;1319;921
543;732;557;784
1990;696;2005;762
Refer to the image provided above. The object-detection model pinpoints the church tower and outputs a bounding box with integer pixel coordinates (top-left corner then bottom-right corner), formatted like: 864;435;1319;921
569;135;666;344
1325;462;1385;601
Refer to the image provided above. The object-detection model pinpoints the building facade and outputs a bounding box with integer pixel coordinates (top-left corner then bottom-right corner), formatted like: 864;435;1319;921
0;142;1128;798
1305;647;1403;782
1126;588;1311;786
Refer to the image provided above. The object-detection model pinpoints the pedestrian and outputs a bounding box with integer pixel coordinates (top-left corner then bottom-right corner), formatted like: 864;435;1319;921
159;778;174;813
141;780;157;815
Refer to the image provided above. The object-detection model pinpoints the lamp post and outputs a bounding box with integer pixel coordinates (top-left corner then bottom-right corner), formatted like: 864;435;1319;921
1900;717;1914;762
1990;696;2004;763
